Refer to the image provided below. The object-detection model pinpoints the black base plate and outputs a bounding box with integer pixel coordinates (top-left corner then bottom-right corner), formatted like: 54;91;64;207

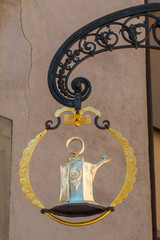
41;202;114;217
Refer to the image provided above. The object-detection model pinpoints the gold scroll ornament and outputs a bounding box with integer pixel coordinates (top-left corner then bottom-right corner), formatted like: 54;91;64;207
19;118;137;226
55;106;101;127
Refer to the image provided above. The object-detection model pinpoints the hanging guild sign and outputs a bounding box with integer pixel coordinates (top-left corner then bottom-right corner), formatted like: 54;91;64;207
19;3;160;226
19;106;136;226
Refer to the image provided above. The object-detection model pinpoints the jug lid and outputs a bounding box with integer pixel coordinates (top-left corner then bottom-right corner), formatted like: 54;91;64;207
67;156;84;162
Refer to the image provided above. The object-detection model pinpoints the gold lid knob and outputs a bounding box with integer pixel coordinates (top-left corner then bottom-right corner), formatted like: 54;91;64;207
66;137;85;157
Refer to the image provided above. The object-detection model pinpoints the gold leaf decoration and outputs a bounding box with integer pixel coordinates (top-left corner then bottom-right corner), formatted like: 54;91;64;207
109;128;137;207
55;106;101;127
19;130;47;209
19;125;136;226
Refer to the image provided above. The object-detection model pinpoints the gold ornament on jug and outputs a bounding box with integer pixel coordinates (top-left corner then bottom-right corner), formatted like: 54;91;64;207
40;137;113;217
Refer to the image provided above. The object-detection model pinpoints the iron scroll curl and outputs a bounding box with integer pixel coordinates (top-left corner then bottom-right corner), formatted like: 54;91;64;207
48;3;160;108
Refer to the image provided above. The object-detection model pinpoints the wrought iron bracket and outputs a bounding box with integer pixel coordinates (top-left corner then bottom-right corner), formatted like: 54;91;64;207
48;3;160;110
46;3;160;130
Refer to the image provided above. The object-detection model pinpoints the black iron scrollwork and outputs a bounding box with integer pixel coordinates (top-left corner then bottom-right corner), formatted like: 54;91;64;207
152;19;160;45
48;3;160;108
45;117;61;130
94;116;110;130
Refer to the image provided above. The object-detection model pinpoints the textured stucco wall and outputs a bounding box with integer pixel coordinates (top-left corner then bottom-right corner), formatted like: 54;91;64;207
0;0;152;239
0;116;12;240
154;130;160;234
148;8;160;129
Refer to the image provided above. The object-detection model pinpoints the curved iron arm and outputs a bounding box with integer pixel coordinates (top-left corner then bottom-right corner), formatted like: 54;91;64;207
48;3;160;108
45;117;61;130
94;116;110;130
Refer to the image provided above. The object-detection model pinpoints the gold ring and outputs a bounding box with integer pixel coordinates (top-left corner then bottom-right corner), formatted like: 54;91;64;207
66;137;85;157
19;127;136;226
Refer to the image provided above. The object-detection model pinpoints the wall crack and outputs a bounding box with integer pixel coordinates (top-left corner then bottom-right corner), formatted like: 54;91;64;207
19;0;33;130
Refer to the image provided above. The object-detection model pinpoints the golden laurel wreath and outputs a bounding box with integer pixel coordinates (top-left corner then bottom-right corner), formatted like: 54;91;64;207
19;108;137;226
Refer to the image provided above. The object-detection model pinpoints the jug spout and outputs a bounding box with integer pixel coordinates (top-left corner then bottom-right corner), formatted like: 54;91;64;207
91;155;112;181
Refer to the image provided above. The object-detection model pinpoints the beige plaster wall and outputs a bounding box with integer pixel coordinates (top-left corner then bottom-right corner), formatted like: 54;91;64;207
0;116;12;240
154;130;160;235
0;0;152;240
151;46;160;129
